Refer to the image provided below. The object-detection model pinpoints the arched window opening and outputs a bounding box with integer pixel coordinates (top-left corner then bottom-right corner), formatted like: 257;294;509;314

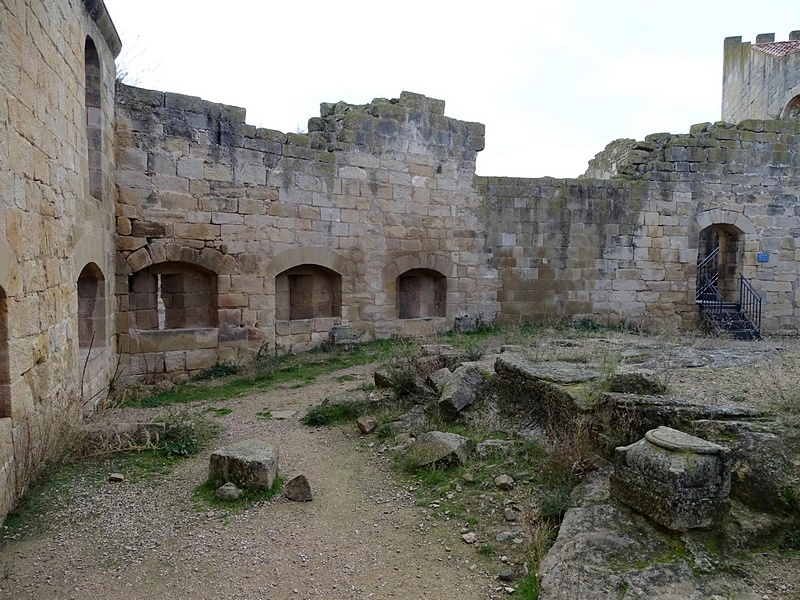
397;269;446;319
784;95;800;120
129;263;217;330
84;37;102;200
0;287;9;418
697;224;743;302
78;263;106;350
275;265;342;320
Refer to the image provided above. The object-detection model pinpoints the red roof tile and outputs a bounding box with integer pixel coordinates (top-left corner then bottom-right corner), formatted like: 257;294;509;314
752;40;800;58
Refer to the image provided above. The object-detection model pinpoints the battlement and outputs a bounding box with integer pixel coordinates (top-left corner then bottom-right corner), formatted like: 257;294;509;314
722;31;800;122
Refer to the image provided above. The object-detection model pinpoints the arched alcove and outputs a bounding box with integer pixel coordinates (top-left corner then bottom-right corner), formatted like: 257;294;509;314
129;262;217;330
397;268;446;319
84;36;102;200
77;263;106;349
275;265;342;320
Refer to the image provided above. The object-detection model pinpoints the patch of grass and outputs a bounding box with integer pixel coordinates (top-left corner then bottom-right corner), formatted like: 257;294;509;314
375;422;397;440
195;361;241;380
335;374;358;382
255;410;272;421
156;410;221;458
301;400;368;426
126;338;403;409
477;542;495;556
192;475;285;511
515;573;540;599
204;406;233;417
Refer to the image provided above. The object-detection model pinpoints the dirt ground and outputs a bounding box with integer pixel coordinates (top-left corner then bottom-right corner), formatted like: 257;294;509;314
0;363;504;600
1;332;799;600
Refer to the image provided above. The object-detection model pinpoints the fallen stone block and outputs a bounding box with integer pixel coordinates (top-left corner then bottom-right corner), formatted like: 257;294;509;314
438;364;485;413
403;431;474;468
209;439;278;490
357;415;379;434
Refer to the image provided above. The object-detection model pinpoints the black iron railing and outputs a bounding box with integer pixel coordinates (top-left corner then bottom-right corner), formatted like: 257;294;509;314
695;247;720;302
739;274;762;337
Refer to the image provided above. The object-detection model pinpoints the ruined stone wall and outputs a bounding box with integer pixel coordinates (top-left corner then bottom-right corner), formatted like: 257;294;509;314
722;32;800;122
114;87;500;375
0;0;120;517
479;119;800;333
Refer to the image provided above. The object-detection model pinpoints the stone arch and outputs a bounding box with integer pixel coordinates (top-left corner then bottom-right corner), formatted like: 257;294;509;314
84;36;102;200
383;254;456;319
77;263;106;349
265;247;347;278
694;209;753;303
783;94;800;120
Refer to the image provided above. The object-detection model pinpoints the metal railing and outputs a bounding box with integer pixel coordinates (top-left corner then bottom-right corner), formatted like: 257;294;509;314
695;247;720;301
739;274;762;337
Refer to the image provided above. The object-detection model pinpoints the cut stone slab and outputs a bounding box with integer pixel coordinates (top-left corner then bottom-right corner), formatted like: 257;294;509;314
610;426;731;531
404;431;474;468
438;364;485;413
209;439;278;490
269;410;296;420
329;324;359;346
284;474;313;502
494;355;601;385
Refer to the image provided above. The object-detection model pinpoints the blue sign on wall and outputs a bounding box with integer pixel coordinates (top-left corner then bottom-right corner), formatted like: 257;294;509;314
757;253;770;263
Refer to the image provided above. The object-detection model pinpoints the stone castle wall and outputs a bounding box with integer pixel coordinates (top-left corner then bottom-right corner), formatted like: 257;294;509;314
114;86;500;376
722;31;800;122
0;0;120;515
480;119;800;332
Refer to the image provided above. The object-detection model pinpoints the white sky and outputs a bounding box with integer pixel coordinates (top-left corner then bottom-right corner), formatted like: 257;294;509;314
102;0;800;178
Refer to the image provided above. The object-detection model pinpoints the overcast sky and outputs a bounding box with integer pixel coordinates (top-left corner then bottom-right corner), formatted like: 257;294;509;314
102;0;800;178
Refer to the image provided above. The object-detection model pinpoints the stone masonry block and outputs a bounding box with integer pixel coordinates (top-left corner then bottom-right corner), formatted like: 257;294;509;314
611;427;730;531
209;440;278;490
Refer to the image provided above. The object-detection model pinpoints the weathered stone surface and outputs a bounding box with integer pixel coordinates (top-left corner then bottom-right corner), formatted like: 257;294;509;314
494;474;515;490
461;532;477;544
692;420;794;513
209;439;278;490
426;367;453;394
284;474;313;502
538;466;760;600
403;431;474;468
438;364;485;413
476;439;514;459
374;370;393;389
611;427;731;531
495;355;601;385
606;371;666;396
108;473;124;483
357;415;379;434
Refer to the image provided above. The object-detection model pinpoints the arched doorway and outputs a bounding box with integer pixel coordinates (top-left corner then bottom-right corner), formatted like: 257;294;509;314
695;223;761;338
696;224;743;303
784;95;800;120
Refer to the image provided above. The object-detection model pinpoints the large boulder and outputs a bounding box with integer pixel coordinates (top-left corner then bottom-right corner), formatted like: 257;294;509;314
209;439;278;490
403;431;474;468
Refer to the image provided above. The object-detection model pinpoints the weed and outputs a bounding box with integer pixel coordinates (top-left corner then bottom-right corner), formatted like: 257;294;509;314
301;400;368;426
255;410;272;421
204;407;233;417
156;410;221;458
192;475;285;511
375;422;397;440
195;361;241;380
477;543;495;556
335;374;358;382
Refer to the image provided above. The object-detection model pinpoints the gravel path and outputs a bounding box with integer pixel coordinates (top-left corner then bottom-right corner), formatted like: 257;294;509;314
0;364;500;600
